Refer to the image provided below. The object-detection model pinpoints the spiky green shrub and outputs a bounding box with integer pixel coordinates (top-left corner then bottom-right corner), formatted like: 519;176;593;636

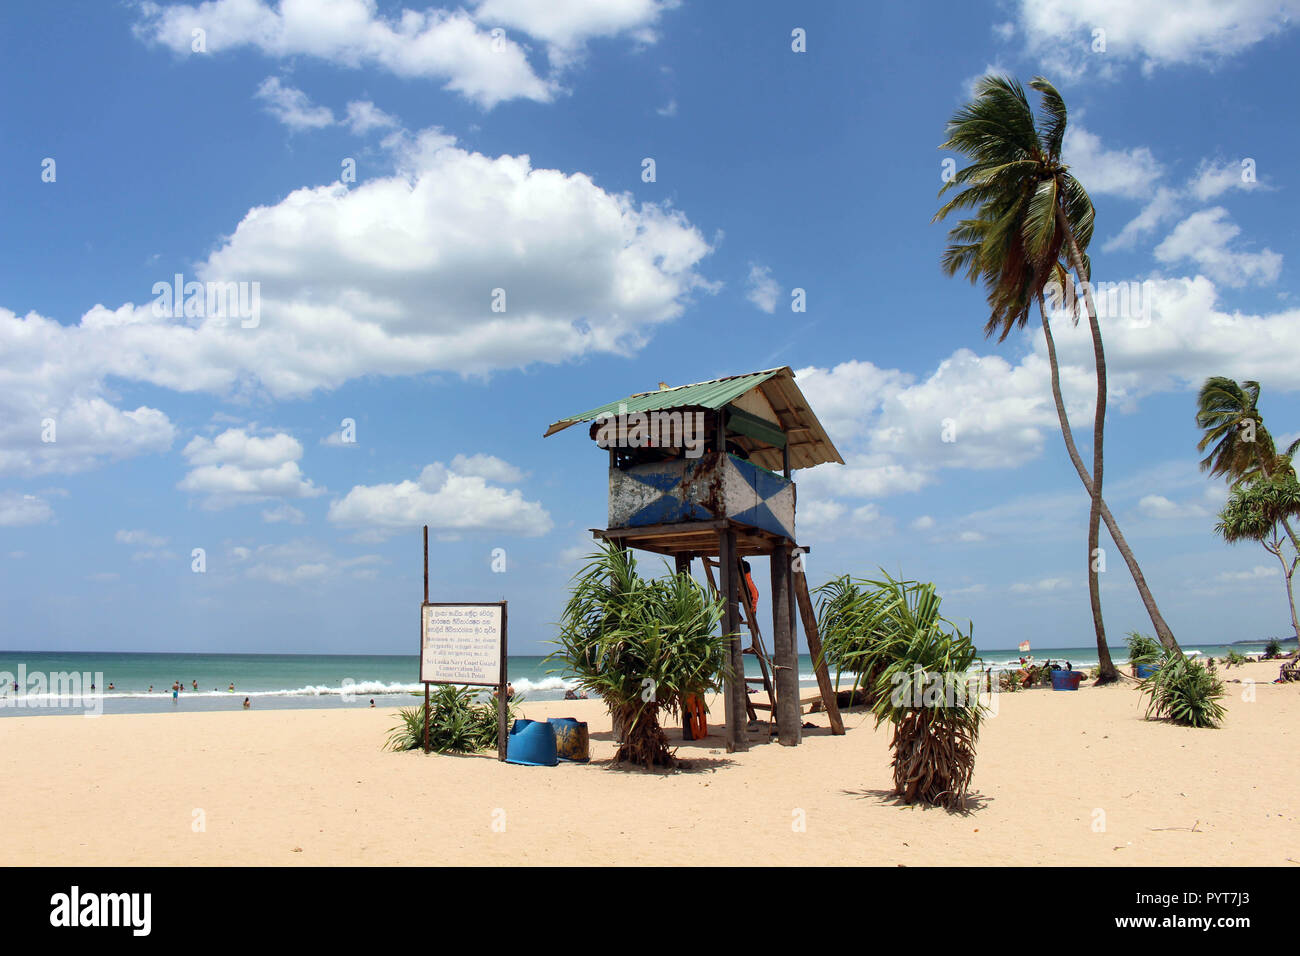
1140;651;1226;728
1264;638;1283;659
824;570;984;808
1224;650;1247;668
385;684;517;753
1126;631;1162;667
869;573;983;808
548;543;729;769
816;574;892;701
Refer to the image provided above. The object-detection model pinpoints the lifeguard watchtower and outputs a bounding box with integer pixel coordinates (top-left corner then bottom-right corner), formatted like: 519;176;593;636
544;367;846;752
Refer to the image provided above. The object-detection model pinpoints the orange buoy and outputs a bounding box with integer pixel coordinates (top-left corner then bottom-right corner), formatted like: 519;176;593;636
684;694;707;739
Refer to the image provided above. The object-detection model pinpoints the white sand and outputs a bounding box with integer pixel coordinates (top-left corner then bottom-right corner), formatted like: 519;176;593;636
2;659;1295;866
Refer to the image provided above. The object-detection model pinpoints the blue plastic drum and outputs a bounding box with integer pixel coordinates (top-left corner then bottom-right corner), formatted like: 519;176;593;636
505;718;558;766
1050;669;1083;691
548;717;590;762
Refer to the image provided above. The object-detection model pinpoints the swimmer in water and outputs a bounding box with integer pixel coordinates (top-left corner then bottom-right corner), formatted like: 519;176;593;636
243;697;251;709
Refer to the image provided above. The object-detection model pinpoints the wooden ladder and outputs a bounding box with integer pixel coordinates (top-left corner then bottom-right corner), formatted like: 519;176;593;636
702;556;778;726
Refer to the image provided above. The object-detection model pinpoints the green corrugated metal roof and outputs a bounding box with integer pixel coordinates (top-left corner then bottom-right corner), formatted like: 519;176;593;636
543;366;845;471
544;368;783;436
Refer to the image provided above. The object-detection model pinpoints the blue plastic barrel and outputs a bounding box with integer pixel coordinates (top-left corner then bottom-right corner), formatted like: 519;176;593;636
1135;663;1160;679
1051;669;1083;691
548;717;590;762
505;718;558;766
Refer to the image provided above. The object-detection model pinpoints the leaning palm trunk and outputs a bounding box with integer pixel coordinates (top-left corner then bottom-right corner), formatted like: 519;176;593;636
1037;296;1182;657
1058;212;1118;683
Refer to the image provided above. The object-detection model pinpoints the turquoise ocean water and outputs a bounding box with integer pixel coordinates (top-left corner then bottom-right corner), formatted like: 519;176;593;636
0;641;1291;717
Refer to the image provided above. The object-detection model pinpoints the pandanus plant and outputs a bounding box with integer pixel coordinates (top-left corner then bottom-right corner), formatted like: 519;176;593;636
548;542;730;769
815;574;891;701
818;572;984;809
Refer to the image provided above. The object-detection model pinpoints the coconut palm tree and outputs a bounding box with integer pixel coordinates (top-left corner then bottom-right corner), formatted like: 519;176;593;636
1215;474;1300;642
934;74;1181;678
548;543;730;768
1196;376;1300;556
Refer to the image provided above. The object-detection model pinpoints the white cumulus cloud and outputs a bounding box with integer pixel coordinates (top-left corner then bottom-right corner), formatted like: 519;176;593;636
0;492;54;527
1016;0;1300;76
178;428;323;508
254;76;335;129
0;132;713;476
744;264;780;314
1154;207;1282;287
328;456;551;538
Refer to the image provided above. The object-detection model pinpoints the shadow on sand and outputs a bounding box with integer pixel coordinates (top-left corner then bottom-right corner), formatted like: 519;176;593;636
843;786;992;815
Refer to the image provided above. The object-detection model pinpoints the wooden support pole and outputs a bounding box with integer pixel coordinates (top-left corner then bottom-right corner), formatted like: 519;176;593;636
675;553;694;741
719;528;748;752
497;602;508;761
793;567;845;735
788;548;798;720
771;543;800;746
422;524;430;755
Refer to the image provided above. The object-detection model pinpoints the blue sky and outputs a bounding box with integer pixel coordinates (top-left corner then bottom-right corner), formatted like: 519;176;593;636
3;0;1300;654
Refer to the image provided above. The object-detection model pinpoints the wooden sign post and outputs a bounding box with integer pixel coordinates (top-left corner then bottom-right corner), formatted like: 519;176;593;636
419;528;509;758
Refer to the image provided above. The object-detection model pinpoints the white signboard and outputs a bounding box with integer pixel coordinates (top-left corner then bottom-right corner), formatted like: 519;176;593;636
420;603;503;685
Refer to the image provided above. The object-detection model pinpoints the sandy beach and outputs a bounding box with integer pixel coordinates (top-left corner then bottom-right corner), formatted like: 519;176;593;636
2;659;1296;867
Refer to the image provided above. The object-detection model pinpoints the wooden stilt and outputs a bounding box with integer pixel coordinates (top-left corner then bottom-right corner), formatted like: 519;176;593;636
793;567;844;735
771;543;800;746
718;528;748;752
675;553;697;741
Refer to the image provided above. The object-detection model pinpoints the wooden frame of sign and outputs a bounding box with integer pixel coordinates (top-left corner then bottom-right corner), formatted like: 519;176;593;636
417;528;508;759
419;601;508;759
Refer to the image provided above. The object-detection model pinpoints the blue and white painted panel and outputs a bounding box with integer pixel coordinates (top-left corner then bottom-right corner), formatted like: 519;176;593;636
608;453;795;540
